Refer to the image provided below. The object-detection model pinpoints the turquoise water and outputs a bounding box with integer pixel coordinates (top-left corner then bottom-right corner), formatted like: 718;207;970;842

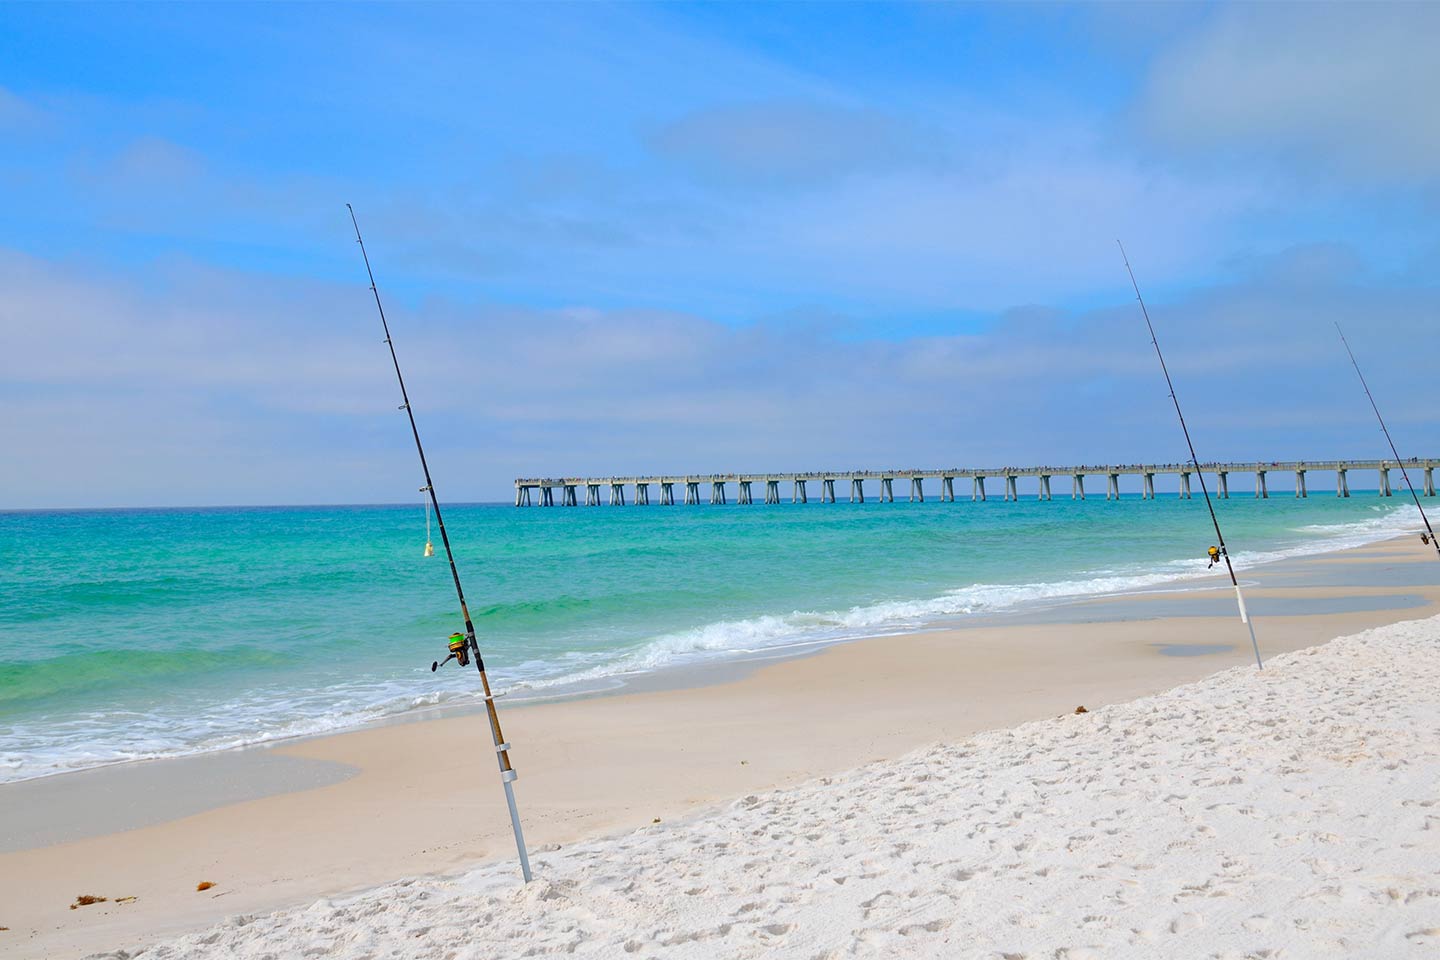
0;495;1420;783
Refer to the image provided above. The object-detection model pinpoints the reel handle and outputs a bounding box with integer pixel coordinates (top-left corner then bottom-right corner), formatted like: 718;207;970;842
431;653;458;672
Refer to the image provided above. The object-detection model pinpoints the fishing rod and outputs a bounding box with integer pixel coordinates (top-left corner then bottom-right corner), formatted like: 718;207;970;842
1118;241;1263;669
347;203;533;883
1335;322;1440;559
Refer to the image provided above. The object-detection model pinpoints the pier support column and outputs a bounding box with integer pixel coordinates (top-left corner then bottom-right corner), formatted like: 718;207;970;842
1005;475;1018;501
516;486;532;507
685;481;700;505
541;487;554;507
1426;467;1435;497
661;482;675;506
794;479;808;504
1143;473;1155;500
635;483;649;505
1295;471;1307;498
972;476;986;501
1072;475;1085;500
563;484;577;507
1107;473;1120;501
766;480;780;504
711;482;726;505
881;478;894;502
941;476;955;502
823;479;836;503
910;477;924;502
1039;475;1052;500
738;481;752;505
1255;470;1268;499
1218;472;1229;499
1337;469;1349;498
1380;466;1392;496
586;483;600;506
609;483;625;506
1180;472;1192;499
851;478;865;503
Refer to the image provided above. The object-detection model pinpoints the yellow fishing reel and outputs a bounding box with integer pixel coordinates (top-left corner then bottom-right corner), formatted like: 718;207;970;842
431;632;472;672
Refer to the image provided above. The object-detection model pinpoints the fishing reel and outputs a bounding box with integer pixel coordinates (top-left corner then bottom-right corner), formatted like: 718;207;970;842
432;632;471;672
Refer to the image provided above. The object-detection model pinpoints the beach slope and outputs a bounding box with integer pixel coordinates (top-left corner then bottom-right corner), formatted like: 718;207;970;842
101;614;1440;959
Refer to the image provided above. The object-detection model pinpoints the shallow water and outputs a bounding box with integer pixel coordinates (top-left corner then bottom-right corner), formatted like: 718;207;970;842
0;494;1422;782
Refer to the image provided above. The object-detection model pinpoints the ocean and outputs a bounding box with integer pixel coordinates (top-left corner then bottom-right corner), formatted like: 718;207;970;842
0;495;1421;784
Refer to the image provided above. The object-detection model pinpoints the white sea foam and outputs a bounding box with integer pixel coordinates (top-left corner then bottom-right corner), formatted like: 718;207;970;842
507;503;1426;696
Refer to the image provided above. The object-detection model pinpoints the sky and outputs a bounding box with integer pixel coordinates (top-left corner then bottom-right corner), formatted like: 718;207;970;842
2;1;1438;508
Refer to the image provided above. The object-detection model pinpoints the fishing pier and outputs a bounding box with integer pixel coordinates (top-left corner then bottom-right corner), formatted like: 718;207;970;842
515;459;1439;506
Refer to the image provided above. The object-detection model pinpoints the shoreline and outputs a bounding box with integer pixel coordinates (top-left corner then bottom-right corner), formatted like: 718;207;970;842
2;534;1438;957
3;510;1425;792
113;612;1440;959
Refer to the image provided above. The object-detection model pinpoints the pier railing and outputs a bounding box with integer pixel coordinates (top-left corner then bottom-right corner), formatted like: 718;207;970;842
514;459;1439;506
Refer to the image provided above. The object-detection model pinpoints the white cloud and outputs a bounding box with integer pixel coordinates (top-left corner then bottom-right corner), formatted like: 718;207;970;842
1136;4;1440;181
3;243;1437;508
649;101;938;187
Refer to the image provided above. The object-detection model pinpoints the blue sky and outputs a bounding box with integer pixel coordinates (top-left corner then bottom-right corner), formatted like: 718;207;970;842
2;2;1438;507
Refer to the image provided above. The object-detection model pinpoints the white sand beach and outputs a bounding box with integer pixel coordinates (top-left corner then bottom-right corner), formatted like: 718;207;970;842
87;612;1440;956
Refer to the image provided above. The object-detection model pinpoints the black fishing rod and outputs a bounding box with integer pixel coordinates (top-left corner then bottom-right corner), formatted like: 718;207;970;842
1335;322;1440;559
347;203;533;882
1119;241;1263;669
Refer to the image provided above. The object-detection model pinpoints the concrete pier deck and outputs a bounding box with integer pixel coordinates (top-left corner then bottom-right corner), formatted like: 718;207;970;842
515;459;1439;506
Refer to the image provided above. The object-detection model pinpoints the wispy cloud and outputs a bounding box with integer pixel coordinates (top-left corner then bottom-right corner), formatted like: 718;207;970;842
1135;4;1440;183
650;101;939;187
3;241;1434;508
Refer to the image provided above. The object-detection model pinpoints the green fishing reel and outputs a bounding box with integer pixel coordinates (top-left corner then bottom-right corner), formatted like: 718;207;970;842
431;632;471;672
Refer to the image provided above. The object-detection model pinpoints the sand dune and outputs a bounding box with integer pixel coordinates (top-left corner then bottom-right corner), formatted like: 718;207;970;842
101;615;1440;959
